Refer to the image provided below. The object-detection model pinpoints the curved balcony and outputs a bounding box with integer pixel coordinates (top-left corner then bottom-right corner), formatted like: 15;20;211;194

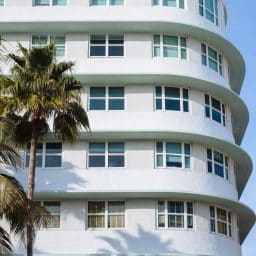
0;5;226;34
76;130;251;198
29;229;244;255
86;112;235;144
69;58;248;145
18;168;239;201
17;230;243;256
28;192;254;245
0;6;244;93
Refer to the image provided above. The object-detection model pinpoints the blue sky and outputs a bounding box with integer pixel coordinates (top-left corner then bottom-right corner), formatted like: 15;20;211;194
226;1;256;255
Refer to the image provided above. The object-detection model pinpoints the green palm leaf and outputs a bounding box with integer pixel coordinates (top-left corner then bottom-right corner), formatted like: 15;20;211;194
0;226;12;255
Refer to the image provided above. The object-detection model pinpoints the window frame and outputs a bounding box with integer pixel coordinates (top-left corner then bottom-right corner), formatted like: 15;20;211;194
25;142;63;169
87;200;126;229
199;0;219;26
90;0;125;6
154;85;190;112
152;0;185;9
39;201;61;229
33;0;68;6
153;34;188;60
209;205;232;238
207;147;229;180
205;94;226;126
155;141;191;170
156;200;194;230
201;43;223;75
89;34;125;58
31;34;66;57
88;86;125;111
88;142;126;169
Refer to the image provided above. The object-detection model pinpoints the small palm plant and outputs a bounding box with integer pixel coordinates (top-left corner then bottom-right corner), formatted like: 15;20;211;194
0;42;89;255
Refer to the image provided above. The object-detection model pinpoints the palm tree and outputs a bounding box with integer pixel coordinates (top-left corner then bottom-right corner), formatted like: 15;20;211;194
0;38;51;255
0;42;90;256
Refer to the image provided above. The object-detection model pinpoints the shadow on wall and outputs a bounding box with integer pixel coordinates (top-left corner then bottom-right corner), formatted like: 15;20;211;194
15;161;89;192
97;225;178;254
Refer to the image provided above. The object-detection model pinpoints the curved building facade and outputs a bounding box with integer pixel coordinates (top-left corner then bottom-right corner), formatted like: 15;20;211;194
0;0;255;255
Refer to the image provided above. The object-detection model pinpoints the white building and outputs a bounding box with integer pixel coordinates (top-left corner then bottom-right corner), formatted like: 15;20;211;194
0;0;255;255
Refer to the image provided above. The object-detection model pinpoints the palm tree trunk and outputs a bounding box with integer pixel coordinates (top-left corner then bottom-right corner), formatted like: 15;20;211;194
27;115;40;256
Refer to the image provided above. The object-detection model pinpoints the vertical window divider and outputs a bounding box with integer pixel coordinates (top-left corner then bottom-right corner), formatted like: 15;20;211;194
215;207;218;233
105;201;108;228
162;86;165;111
160;34;163;58
182;143;185;169
42;143;46;168
164;200;168;229
106;86;109;111
106;34;109;57
178;36;181;59
163;142;166;168
105;142;108;168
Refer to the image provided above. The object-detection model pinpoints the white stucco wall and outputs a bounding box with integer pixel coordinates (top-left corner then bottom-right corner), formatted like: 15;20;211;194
17;140;238;201
2;0;227;31
13;199;240;256
0;1;252;255
1;33;230;86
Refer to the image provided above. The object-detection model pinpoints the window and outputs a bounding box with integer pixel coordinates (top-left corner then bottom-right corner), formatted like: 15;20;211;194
153;35;187;59
207;148;229;180
91;0;124;5
157;201;193;229
205;94;226;126
156;142;191;169
155;86;189;112
210;206;232;237
25;142;62;168
89;86;124;110
90;34;124;57
34;0;67;6
31;35;65;57
88;142;125;168
201;43;223;75
199;0;218;25
152;0;184;9
0;0;4;6
88;201;125;228
42;201;61;228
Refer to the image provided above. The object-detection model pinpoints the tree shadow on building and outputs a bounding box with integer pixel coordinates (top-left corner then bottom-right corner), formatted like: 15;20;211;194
97;225;179;254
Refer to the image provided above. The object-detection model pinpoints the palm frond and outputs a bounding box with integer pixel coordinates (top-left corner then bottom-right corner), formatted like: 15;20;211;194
53;102;89;142
0;113;49;147
53;111;79;142
8;54;26;69
0;143;21;168
0;226;12;255
60;76;82;93
0;113;33;146
50;61;75;80
0;174;53;243
16;42;29;60
29;45;54;73
67;102;90;130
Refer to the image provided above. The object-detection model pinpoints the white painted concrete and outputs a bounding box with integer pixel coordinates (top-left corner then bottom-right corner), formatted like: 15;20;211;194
17;141;238;200
0;0;254;255
2;33;230;85
13;200;241;256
